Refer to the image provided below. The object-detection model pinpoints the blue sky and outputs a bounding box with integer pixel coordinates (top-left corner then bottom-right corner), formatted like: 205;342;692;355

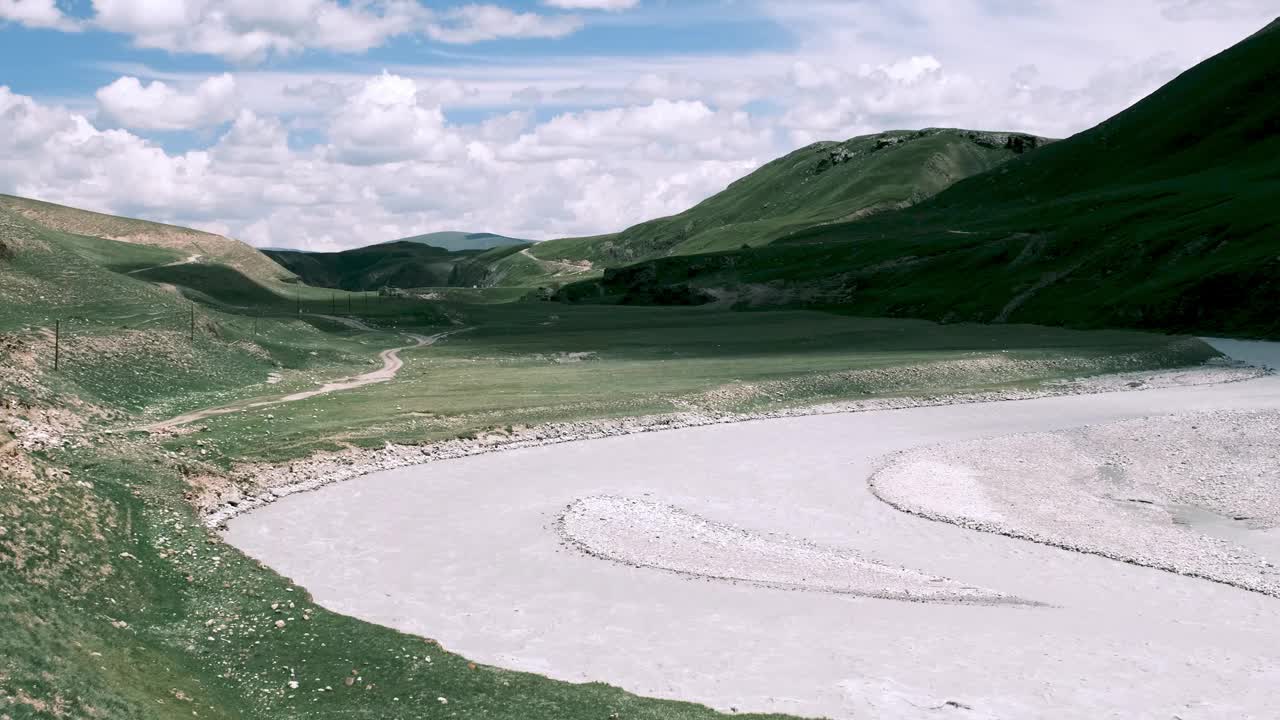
0;0;1274;249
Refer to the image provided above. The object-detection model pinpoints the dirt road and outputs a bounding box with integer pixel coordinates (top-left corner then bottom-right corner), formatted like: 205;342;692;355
136;328;464;432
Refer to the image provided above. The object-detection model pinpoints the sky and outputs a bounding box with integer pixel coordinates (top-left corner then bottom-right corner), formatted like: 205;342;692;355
0;0;1275;250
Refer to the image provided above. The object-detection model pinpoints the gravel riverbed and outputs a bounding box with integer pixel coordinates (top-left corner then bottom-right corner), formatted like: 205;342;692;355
871;409;1280;597
218;343;1280;719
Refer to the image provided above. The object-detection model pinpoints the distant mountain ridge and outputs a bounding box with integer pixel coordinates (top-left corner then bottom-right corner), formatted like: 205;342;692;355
392;231;529;252
263;240;503;291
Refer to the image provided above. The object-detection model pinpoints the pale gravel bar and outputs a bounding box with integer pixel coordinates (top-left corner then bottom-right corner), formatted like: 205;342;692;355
558;495;1029;604
870;409;1280;596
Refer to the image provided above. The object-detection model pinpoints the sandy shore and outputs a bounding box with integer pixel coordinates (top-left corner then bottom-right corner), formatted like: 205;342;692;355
222;341;1280;719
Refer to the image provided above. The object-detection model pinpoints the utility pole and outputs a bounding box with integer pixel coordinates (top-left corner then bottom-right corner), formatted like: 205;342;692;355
296;291;301;316
347;294;352;314
331;292;336;314
190;304;195;342
54;319;60;371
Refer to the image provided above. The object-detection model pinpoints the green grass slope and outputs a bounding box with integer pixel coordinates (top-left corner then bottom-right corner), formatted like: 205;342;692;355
264;241;484;291
564;18;1280;338
527;128;1047;271
0;194;295;287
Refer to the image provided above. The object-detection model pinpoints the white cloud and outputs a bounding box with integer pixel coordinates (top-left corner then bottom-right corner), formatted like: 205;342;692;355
0;0;77;30
4;1;590;62
90;0;426;62
96;74;239;131
0;81;776;250
326;72;464;165
544;0;639;10
425;5;583;44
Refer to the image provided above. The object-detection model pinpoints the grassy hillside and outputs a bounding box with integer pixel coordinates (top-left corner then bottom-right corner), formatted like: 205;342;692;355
264;241;485;291
297;127;1042;294
0;194;295;287
562;18;1280;338
395;230;529;252
526;128;1046;271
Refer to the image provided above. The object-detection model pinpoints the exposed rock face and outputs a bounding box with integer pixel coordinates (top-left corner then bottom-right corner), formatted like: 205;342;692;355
814;144;860;174
815;129;1047;175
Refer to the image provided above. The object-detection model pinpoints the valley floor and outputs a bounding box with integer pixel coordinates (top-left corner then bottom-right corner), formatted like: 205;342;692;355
2;298;1269;720
223;339;1280;720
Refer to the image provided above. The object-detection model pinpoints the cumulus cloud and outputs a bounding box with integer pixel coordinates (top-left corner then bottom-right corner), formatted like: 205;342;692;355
96;74;239;131
0;81;771;250
326;72;463;165
0;0;77;30
9;1;588;62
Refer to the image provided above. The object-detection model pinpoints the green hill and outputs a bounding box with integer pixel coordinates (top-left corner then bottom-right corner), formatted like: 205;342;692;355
394;230;529;252
356;129;1044;292
264;240;489;291
0;194;295;287
523;128;1047;273
563;17;1280;338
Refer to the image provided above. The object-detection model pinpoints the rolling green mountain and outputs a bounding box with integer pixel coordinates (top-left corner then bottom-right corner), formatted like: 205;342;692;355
272;128;1044;293
562;17;1280;338
264;240;494;291
521;127;1048;273
394;230;529;252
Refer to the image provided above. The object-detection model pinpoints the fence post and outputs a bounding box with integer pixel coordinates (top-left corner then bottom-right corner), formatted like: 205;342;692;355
54;319;60;371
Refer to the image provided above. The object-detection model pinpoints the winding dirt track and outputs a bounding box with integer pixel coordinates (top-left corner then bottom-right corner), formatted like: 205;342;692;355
137;326;463;433
225;339;1280;719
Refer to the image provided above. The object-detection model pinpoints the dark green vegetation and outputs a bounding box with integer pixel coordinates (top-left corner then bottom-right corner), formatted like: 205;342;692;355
264;241;504;291
0;194;1218;719
394;230;529;252
531;128;1047;268
559;19;1280;338
315;128;1043;293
